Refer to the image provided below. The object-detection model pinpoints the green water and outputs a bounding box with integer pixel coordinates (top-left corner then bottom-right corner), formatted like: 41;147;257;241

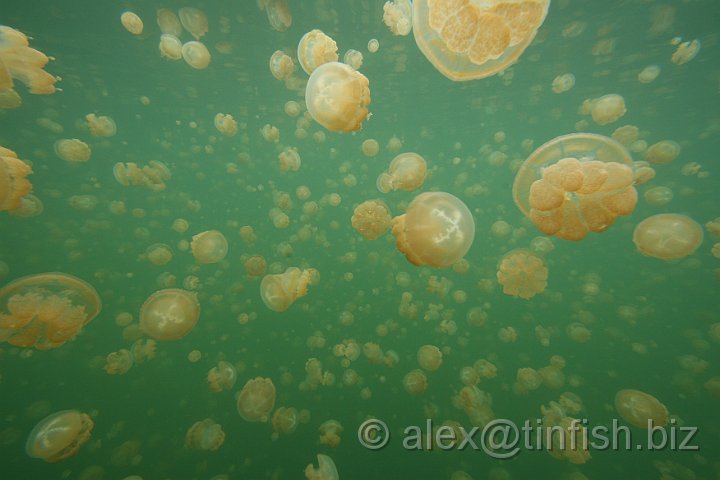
1;0;719;479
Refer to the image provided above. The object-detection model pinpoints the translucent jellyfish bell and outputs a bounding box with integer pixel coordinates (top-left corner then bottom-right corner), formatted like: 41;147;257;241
178;7;209;40
26;410;94;462
377;152;427;193
305;62;371;133
139;288;200;341
305;453;339;480
297;29;338;75
237;377;276;422
615;389;669;429
632;213;703;260
260;267;315;312
391;191;475;268
496;249;548;299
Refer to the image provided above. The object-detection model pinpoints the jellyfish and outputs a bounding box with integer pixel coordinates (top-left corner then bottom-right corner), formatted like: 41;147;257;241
417;344;442;371
377;152;427;193
368;38;380;53
496;249;548;299
159;34;183;60
146;243;173;266
351;199;392;240
130;338;156;364
0;146;33;212
278;146;301;172
643;186;673;207
305;62;371;133
243;255;267;277
207;361;237;392
513;133;637;241
104;349;133;375
638;65;661;83
139;288;200;341
305;454;339;480
190;230;228;264
0;26;59;98
269;50;295;80
114;160;171;192
26;410;94;462
185;419;225;451
182;41;211;69
343;49;364;70
9;193;42;217
551;73;575;93
383;0;413;36
297;29;338;75
260;267;316;312
120;12;144;35
179;7;208;39
615;389;669;429
391;191;475;268
644;140;680;165
156;8;183;36
588;94;626;125
671;39;700;65
0;273;101;349
263;0;292;32
632;213;703;260
85;113;116;137
214;113;237;136
236;377;276;422
54;139;91;162
271;406;299;439
412;0;550;81
318;420;344;448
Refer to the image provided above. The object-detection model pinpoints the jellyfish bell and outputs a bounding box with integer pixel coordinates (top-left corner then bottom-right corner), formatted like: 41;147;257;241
120;12;144;35
179;7;209;40
351;199;392;240
512;133;637;241
379;152;427;192
632;213;703;261
182;41;211;69
159;34;183;60
496;249;548;299
391;191;475;268
614;389;669;429
139;288;200;341
305;454;339;480
157;8;183;36
260;267;314;312
185;419;225;451
264;0;292;32
305;62;371;133
26;410;94;462
297;29;338;75
0;146;33;212
0;26;59;96
236;377;276;422
412;0;550;81
54;139;91;162
190;230;228;264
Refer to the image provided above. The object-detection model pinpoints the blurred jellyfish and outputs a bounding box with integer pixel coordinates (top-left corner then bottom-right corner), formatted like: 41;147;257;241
377;152;427;193
191;230;228;264
305;454;339;480
671;39;700;65
552;73;575;93
0;146;33;212
263;0;292;32
185;419;225;451
104;349;133;375
85;113;116;137
318;420;343;448
159;34;183;60
587;94;626;125
269;50;295;80
615;389;668;429
121;12;144;35
55;139;91;162
237;377;276;422
644;140;680;165
383;0;412;36
305;62;371;132
157;8;182;36
26;410;94;462
271;406;299;439
207;361;237;392
417;344;442;371
179;7;208;39
633;213;703;260
182;41;211;69
496;249;548;300
0;26;59;98
214;113;238;136
278;146;301;172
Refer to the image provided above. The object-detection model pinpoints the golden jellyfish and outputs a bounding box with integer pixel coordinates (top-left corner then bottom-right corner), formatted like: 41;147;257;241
104;349;133;375
269;50;295;80
243;255;267;277
263;0;292;32
297;29;338;75
146;244;173;266
367;38;380;53
551;73;575;93
182;41;211;69
383;0;413;36
361;138;379;157
190;230;228;264
85;113;116;137
496;249;548;300
588;94;626;125
614;389;669;429
0;88;21;109
305;454;339;480
391;191;475;268
259;267;315;312
638;65;661;83
179;7;208;40
236;377;276;422
159;34;183;60
643;186;673;207
417;344;442;372
318;420;344;448
139;288;200;341
351;199;392;240
9;193;42;217
305;62;371;133
278;146;301;172
26;410;94;462
0;146;33;212
377;152;427;193
0;273;101;349
671;39;700;65
214;113;237;136
271;406;299;439
157;8;182;36
343;49;364;70
113;160;171;191
185;419;225;451
632;213;703;261
54;139;91;163
513;133;637;241
130;338;156;364
644;140;680;165
412;0;550;81
0;26;59;97
207;361;237;392
120;12;144;35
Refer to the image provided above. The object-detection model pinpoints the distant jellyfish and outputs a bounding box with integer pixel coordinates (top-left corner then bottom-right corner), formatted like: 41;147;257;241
644;140;680;165
403;369;428;394
638;65;660;83
264;0;292;32
496;249;548;300
632;213;703;261
237;377;276;422
551;73;575;93
159;34;183;60
271;406;299;439
179;7;209;40
55;139;91;162
0;273;101;349
0;26;59;96
243;255;267;277
182;41;211;69
278;146;301;172
376;152;427;193
0;146;33;212
671;39;700;65
104;349;133;375
156;8;183;36
383;0;412;36
9;193;42;217
305;454;339;480
343;49;364;70
139;288;200;341
318;420;344;447
643;186;673;207
260;267;316;312
412;0;550;81
191;230;228;264
185;419;225;451
391;191;475;268
351;199;392;240
214;113;238;136
26;410;94;462
512;133;637;241
146;243;173;266
85;113;116;137
207;361;237;392
305;62;371;132
615;389;668;429
417;344;442;371
297;29;338;75
588;94;626;125
120;12;144;35
269;50;295;80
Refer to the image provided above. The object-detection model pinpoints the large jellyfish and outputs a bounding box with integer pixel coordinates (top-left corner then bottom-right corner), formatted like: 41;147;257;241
305;62;371;132
632;213;703;260
297;29;338;75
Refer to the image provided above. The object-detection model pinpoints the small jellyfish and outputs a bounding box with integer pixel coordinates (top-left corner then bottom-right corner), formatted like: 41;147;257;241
179;7;209;40
391;191;475;268
269;50;295;80
632;213;703;261
551;73;575;93
297;29;338;75
85;113;116;137
156;8;183;36
182;41;211;69
185;419;225;451
383;0;413;36
26;410;94;462
305;62;371;132
305;454;339;480
243;255;267;277
55;139;91;162
643;186;673;207
263;0;292;32
417;344;442;371
318;420;343;447
351;199;392;240
104;349;133;375
237;377;276;422
615;389;668;429
343;49;364;70
671;39;700;65
589;94;626;125
644;140;680;165
120;12;144;35
260;267;316;312
214;113;238;136
159;34;183;60
496;249;548;300
139;288;200;341
376;152;427;193
278;146;301;172
271;406;299;439
638;65;661;83
207;361;237;392
190;230;228;264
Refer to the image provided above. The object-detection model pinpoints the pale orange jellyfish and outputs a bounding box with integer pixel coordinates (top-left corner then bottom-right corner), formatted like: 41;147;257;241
263;0;292;32
85;113;116;137
305;454;339;480
513;133;637;241
26;410;94;462
54;139;91;162
632;213;703;260
0;26;59;99
120;12;144;35
297;29;338;75
305;62;371;132
104;349;133;375
243;255;267;277
139;288;200;341
278;146;301;172
643;186;673;207
259;267;315;312
615;389;669;429
130;338;156;364
377;152;427;193
146;243;173;266
190;230;228;264
383;0;413;36
496;249;548;299
588;94;626;125
417;344;442;371
185;419;225;451
0;273;101;349
271;406;299;439
237;377;276;422
207;360;237;392
182;41;211;69
269;50;295;80
318;420;344;448
157;8;183;36
9;193;42;217
351;199;392;240
0;146;33;212
159;34;183;60
113;160;171;191
644;140;680;165
412;0;550;81
391;191;475;268
214;113;237;136
179;7;208;40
